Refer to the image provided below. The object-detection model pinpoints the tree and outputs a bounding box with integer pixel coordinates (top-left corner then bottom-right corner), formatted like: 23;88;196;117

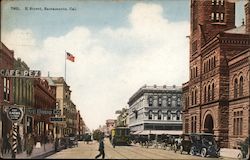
93;129;103;141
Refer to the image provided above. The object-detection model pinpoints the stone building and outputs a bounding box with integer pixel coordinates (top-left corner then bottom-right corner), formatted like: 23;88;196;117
128;85;183;134
51;77;76;137
182;0;250;148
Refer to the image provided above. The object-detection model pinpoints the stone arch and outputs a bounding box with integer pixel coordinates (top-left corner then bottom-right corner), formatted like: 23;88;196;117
203;110;215;134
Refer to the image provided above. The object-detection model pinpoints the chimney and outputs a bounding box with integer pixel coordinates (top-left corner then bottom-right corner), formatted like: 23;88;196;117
245;0;250;33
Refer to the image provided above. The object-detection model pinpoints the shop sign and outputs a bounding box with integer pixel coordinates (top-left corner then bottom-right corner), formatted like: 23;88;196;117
0;69;41;78
7;106;24;122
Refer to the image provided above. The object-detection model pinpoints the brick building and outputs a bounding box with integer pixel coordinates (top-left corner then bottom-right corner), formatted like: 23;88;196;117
33;78;56;142
0;42;14;147
182;0;250;148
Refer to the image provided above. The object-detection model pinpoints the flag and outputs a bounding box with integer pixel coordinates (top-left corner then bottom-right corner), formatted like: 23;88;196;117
66;52;75;62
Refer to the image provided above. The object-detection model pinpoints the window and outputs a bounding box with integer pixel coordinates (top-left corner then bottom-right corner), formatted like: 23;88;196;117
167;111;171;120
148;96;153;106
168;97;171;106
191;91;194;105
195;67;198;77
216;0;219;5
149;110;152;120
211;12;215;20
216;13;220;21
194;89;197;104
208;85;211;101
212;83;215;100
177;97;181;106
135;111;138;119
176;111;180;120
3;78;10;101
213;56;216;67
158;110;162;120
204;86;207;103
191;116;197;133
239;76;243;97
221;0;224;5
220;13;224;22
234;79;238;98
158;96;162;106
212;0;215;5
233;111;243;136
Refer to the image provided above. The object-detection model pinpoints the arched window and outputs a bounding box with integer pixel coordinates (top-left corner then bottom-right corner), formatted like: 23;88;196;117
194;89;197;104
213;56;216;67
209;59;211;70
158;110;162;120
196;67;198;77
212;83;215;100
239;76;243;97
234;78;238;98
148;110;152;120
208;85;211;101
191;90;194;105
204;86;207;103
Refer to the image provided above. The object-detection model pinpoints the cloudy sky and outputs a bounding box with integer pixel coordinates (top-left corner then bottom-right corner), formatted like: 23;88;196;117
1;0;245;131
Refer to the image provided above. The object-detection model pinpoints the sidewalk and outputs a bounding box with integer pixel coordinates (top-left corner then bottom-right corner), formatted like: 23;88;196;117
1;143;56;159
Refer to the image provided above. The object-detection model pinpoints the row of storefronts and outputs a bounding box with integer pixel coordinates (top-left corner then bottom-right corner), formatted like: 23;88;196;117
0;42;86;152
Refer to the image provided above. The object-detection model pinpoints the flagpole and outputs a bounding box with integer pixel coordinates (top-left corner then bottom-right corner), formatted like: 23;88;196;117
64;50;67;82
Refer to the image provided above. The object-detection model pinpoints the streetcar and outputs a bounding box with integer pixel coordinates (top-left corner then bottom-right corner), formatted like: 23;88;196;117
111;127;131;146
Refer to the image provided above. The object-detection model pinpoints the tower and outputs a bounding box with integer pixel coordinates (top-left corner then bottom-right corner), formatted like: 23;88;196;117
190;0;235;59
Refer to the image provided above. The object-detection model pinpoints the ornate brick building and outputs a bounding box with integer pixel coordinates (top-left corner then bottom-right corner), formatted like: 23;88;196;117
182;0;250;148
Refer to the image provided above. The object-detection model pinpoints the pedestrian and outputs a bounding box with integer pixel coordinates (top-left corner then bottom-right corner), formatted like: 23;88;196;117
26;133;34;156
95;136;105;159
112;137;116;148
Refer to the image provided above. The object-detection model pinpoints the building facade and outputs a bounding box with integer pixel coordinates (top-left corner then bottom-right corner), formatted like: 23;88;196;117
128;85;183;134
182;0;250;148
13;58;35;145
0;42;14;148
33;78;56;142
51;77;78;137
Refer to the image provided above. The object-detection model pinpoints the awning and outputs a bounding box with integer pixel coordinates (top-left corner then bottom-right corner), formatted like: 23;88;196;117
131;130;143;134
138;130;183;135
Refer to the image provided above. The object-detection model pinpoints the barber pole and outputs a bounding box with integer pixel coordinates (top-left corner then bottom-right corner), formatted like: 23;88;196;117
12;123;18;159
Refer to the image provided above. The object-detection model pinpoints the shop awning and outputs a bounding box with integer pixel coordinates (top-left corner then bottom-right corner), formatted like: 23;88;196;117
138;130;182;135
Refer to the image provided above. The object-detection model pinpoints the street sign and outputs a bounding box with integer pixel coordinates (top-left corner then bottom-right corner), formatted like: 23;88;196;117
7;106;24;122
50;117;66;122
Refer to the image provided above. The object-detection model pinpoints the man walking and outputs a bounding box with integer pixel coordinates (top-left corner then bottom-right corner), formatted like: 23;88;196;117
95;136;105;159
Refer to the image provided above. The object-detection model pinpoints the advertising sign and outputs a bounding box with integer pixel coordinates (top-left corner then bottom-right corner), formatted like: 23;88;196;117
7;106;24;122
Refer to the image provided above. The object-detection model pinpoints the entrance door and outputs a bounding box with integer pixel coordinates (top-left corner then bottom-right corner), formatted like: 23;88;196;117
204;114;214;134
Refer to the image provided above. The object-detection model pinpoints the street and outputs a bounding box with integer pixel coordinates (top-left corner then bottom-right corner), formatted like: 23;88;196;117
47;138;209;159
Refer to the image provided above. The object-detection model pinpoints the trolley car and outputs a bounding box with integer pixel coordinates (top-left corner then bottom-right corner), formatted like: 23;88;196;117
111;127;131;146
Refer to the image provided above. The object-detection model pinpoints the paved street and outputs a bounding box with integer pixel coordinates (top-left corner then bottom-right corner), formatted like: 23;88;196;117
47;138;211;159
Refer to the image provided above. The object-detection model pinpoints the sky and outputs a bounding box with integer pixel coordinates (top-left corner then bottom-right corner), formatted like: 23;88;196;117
1;0;246;131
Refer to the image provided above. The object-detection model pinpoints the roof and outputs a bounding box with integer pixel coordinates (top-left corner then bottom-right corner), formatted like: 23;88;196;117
43;77;56;86
128;85;182;105
224;25;246;34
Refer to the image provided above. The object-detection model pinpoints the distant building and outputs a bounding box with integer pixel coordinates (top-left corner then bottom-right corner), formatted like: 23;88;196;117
128;85;183;134
106;119;116;136
116;108;129;127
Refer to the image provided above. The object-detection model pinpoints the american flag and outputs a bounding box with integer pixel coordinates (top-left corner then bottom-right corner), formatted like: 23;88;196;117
66;52;75;62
